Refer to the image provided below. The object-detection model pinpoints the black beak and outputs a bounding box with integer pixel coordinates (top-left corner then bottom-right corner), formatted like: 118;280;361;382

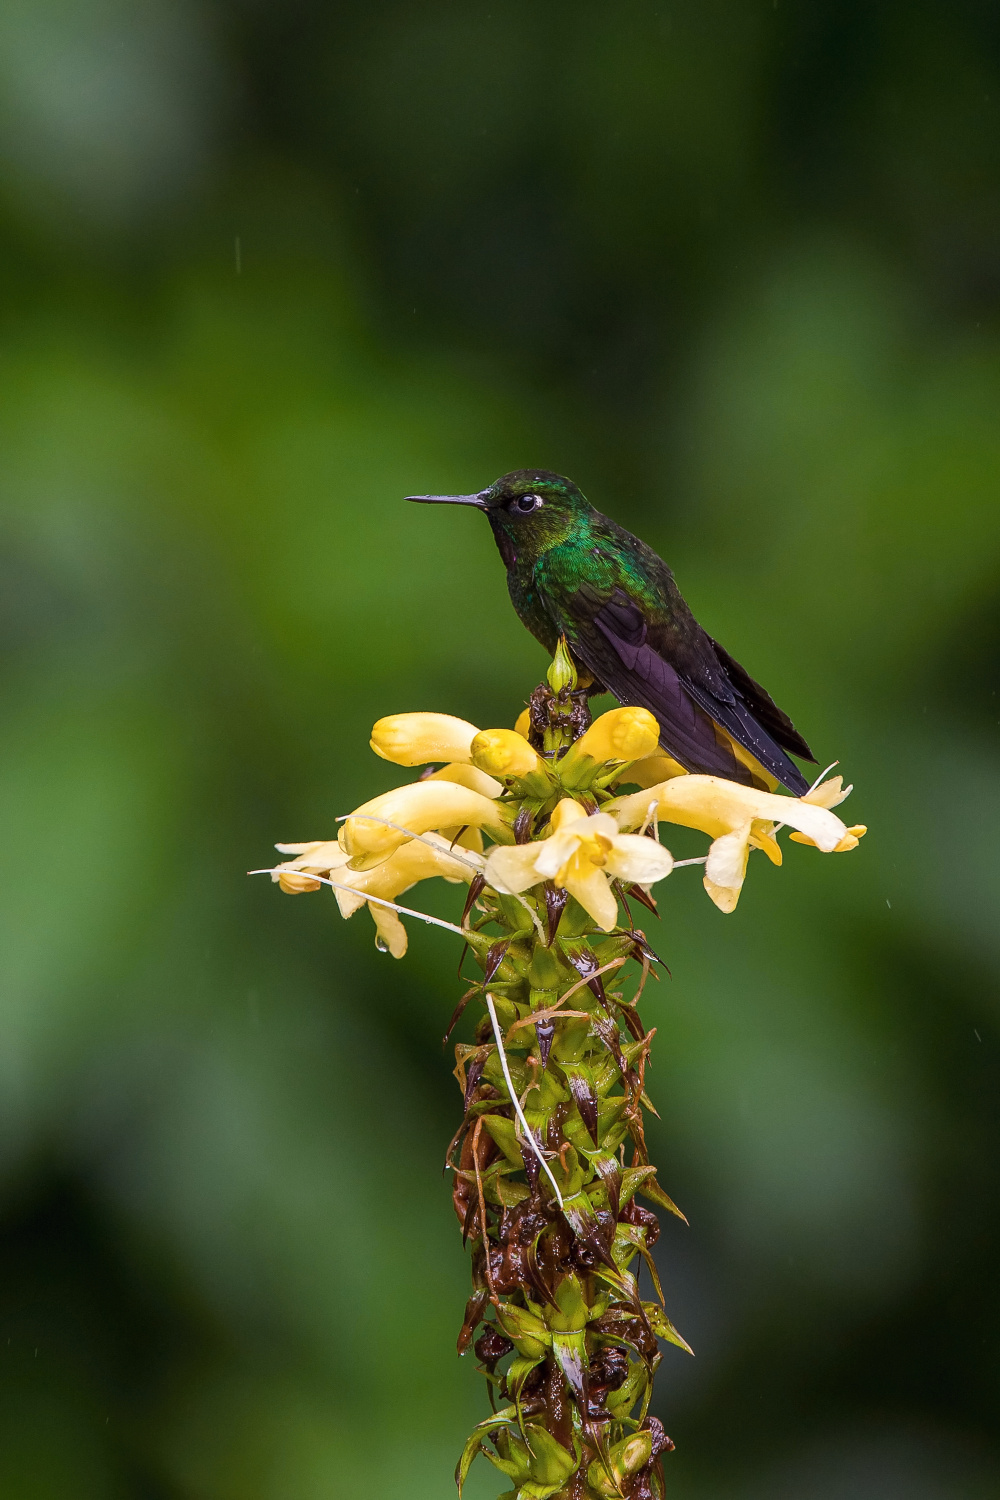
405;491;490;509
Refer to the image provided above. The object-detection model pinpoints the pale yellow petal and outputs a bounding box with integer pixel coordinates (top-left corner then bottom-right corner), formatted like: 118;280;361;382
333;878;368;918
337;836;476;915
703;876;741;914
442;824;484;857
551;798;589;832
484;843;546;895
514;707;531;739
471;728;542;778
532;826;585;879
790;824;866;852
702;826;752;912
715;726;779;792
342;781;506;865
370;902;408;958
609;775;849;853
604;834;674;886
275;869;323;894
749;824;783;866
427;763;503;798
370;712;480;767
566;707;660;765
705;825;752;887
275;839;351;873
626;752;688;789
321;861;369;916
563;863;619;931
803;775;853;810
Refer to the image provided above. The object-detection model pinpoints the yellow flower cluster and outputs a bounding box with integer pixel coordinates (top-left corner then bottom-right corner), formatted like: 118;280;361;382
268;706;865;951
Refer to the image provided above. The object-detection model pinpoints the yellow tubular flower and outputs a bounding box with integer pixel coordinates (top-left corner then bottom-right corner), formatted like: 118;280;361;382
514;707;531;740
274;832;476;958
425;763;503;798
485;797;674;932
271;838;350;892
471;728;544;779
333;832;475;911
341;779;508;868
555;708;661;793
795;776;866;845
333;834;477;957
606;774;863;913
564;707;660;765
370;712;480;767
420;767;499;855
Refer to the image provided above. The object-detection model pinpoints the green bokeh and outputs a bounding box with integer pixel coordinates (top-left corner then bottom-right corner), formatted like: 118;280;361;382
1;4;998;1496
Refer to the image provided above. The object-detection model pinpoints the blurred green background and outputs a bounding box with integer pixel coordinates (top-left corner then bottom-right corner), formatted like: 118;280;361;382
1;2;999;1496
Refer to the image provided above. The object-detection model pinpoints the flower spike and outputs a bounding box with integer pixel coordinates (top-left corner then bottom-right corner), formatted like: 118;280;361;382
259;642;865;1497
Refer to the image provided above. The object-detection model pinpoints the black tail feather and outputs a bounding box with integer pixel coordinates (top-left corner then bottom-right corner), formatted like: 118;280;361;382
709;638;816;763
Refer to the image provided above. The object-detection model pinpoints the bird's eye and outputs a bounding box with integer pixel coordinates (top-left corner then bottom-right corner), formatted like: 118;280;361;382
512;493;543;514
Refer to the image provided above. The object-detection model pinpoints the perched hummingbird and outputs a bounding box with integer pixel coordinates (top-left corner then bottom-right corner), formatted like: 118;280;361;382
407;469;815;794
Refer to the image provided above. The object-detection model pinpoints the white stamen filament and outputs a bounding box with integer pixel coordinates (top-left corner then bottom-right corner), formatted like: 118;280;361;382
772;761;843;836
809;760;841;795
637;799;659;837
334;814;486;872
247;869;469;938
484;990;564;1210
508;890;548;945
333;814;548;944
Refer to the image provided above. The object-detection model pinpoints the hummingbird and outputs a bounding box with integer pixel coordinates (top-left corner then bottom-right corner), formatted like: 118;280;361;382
407;469;815;794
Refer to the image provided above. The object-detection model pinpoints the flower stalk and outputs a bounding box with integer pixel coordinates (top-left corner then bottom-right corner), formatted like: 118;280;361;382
260;641;865;1499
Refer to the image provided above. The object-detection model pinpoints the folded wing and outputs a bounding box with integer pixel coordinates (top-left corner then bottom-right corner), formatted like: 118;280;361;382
559;586;813;795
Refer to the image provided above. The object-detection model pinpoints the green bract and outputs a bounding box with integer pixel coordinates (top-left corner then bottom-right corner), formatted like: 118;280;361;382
273;644;699;1497
446;651;681;1499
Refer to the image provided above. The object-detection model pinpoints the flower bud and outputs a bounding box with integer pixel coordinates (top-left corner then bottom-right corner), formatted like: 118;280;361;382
514;707;532;740
546;636;578;694
588;1431;654;1495
575;706;659;763
556;708;661;791
522;1425;578;1487
470;728;542;779
370;712;479;767
495;1303;551;1358
549;1271;589;1331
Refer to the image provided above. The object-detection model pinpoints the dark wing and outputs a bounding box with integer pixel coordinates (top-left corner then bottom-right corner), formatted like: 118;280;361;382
708;637;815;762
561;586;811;795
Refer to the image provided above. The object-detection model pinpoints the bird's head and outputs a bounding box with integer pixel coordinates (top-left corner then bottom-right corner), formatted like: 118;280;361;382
406;470;592;567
